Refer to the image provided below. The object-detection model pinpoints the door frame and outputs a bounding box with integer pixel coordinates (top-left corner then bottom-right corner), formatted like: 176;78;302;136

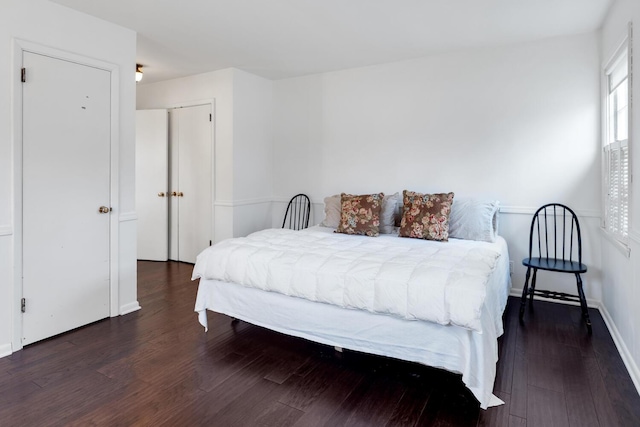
11;39;121;352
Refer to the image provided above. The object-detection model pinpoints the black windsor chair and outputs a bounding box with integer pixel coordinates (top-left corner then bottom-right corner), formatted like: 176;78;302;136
519;203;591;334
282;194;311;230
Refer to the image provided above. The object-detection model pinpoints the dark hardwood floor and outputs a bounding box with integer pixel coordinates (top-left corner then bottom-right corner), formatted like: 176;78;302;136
1;261;639;426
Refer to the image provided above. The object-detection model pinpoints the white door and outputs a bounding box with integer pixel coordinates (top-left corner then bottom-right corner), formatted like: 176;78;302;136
22;52;111;345
136;109;168;261
169;105;212;263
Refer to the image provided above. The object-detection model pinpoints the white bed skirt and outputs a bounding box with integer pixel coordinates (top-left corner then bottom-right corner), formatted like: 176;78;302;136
195;253;510;410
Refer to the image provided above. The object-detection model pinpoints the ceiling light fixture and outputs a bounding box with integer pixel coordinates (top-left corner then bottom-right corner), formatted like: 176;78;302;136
135;64;143;82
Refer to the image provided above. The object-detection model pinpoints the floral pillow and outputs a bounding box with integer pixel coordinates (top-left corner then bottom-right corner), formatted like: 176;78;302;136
399;191;455;241
335;193;384;237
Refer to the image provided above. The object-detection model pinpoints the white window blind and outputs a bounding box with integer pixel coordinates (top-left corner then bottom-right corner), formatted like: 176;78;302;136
603;25;631;243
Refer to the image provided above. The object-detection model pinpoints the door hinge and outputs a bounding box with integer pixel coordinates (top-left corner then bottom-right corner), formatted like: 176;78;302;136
21;68;26;83
21;298;26;313
209;113;212;122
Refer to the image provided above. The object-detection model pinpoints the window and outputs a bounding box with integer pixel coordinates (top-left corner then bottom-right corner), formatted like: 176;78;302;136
603;25;632;244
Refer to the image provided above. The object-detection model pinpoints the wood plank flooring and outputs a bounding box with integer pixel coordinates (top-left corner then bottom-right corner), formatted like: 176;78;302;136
1;260;639;426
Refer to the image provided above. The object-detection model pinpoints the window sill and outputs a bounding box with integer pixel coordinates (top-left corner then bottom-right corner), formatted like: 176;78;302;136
600;227;631;258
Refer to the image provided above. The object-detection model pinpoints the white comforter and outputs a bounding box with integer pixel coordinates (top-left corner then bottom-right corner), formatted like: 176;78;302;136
192;228;502;332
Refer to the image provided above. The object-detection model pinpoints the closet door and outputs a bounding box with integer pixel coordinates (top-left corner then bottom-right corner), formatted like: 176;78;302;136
169;105;212;263
135;109;168;261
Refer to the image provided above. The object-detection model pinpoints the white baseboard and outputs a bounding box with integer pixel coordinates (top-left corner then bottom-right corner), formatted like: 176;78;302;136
120;301;141;315
508;289;640;397
597;302;640;397
0;343;12;358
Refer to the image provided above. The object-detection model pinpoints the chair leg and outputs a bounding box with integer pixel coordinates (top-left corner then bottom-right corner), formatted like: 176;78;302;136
519;267;531;321
529;269;538;307
576;273;592;334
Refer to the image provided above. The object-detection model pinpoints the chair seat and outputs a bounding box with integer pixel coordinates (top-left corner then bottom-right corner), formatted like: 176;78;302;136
522;257;587;273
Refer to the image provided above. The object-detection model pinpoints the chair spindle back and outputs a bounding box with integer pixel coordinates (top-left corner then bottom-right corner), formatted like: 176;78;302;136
528;203;582;265
282;194;311;230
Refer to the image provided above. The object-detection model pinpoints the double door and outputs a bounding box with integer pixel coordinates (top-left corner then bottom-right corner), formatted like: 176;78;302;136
136;104;212;263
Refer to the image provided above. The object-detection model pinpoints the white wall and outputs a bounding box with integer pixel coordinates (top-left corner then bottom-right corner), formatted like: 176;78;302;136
600;0;640;392
272;32;603;301
272;75;324;226
0;0;137;356
232;69;274;237
136;68;273;242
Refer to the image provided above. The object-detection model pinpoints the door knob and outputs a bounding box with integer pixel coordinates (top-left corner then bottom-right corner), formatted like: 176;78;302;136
171;191;178;197
98;206;110;214
177;192;184;197
158;192;165;197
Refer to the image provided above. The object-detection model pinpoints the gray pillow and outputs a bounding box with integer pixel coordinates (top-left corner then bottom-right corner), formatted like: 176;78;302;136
319;194;341;228
380;192;401;234
448;198;500;242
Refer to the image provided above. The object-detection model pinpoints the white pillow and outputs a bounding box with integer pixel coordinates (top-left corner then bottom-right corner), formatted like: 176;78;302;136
380;192;401;234
448;198;500;242
319;194;341;228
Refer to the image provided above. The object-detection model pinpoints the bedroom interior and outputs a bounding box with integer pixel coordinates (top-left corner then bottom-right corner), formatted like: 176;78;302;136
1;0;640;425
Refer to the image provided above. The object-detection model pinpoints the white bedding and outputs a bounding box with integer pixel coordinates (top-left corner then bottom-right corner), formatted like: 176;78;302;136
192;226;511;409
192;227;502;332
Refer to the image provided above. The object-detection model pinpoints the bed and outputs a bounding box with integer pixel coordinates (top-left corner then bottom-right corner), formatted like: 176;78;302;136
192;194;510;409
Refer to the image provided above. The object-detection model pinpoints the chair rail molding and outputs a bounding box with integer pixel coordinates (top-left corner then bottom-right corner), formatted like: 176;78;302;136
273;196;322;205
272;200;600;218
499;205;600;218
214;197;272;207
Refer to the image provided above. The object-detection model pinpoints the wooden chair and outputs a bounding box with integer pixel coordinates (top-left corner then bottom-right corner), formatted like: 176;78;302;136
519;203;591;333
282;194;311;230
